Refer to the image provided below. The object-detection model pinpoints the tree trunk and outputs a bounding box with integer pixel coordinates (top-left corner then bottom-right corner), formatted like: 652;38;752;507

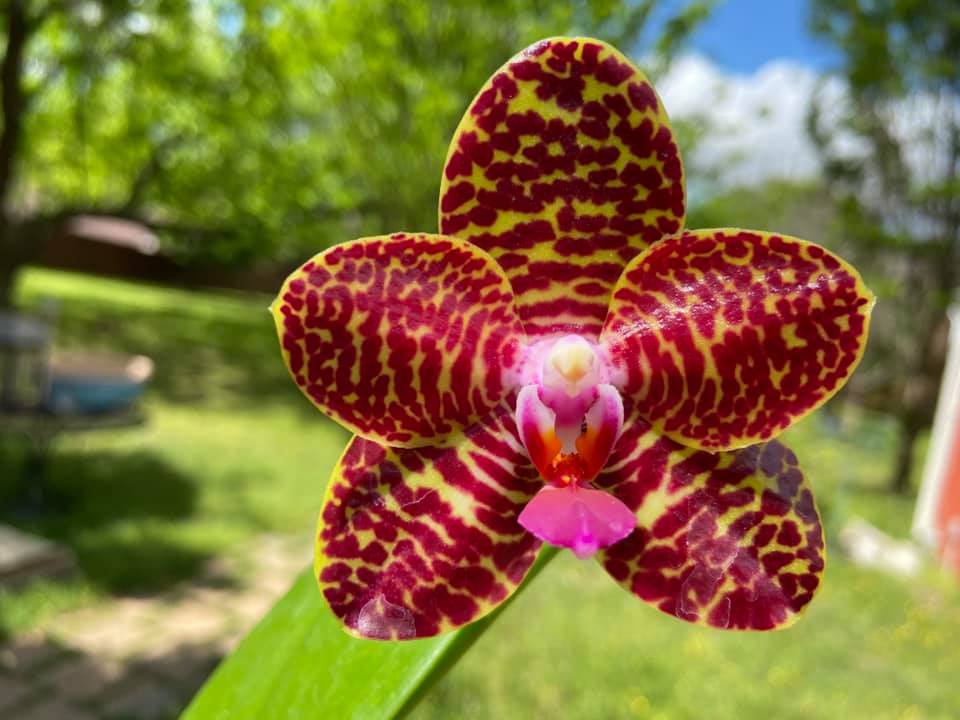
890;421;920;495
0;0;31;312
0;255;18;309
0;1;29;203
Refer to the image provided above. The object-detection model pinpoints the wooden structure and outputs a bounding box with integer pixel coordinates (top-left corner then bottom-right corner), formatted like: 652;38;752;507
38;213;291;293
914;306;960;577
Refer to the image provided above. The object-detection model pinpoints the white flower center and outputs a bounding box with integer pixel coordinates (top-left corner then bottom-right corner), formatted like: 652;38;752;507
543;335;599;398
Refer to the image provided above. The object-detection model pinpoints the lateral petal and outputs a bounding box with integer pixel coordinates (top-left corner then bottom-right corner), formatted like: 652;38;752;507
602;229;874;450
595;406;825;630
315;405;542;639
273;233;526;447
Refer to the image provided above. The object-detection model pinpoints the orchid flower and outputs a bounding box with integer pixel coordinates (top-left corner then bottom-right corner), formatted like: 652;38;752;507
272;38;874;640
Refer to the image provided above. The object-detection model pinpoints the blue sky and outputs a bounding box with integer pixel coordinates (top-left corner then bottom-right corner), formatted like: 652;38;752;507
648;0;841;72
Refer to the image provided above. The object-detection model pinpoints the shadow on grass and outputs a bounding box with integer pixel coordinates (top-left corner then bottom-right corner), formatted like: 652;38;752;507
70;535;212;597
0;632;226;717
0;446;211;595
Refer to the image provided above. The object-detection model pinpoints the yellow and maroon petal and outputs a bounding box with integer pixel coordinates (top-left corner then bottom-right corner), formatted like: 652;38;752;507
439;37;685;339
601;229;874;451
595;407;824;630
273;233;526;448
315;405;542;640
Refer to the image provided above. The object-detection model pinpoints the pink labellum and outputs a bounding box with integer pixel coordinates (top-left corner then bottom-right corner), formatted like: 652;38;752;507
518;484;636;559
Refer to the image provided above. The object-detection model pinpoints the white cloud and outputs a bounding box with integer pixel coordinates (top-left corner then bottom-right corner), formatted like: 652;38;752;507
653;53;957;206
655;54;824;193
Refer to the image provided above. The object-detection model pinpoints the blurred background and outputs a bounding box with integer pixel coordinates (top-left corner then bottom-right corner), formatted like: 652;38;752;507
0;1;958;718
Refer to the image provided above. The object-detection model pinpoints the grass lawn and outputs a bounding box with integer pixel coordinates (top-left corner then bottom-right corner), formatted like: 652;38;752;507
2;267;958;718
0;267;348;635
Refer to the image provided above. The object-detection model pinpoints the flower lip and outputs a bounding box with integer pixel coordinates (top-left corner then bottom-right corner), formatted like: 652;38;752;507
518;484;636;559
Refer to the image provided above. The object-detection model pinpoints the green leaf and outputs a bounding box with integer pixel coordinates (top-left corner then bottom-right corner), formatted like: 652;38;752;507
182;547;558;720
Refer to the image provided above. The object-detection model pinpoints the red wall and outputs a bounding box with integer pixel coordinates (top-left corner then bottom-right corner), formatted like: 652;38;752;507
937;414;960;574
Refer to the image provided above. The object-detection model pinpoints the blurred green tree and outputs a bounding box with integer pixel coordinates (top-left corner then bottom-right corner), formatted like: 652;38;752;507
687;181;834;242
808;0;960;492
0;0;711;308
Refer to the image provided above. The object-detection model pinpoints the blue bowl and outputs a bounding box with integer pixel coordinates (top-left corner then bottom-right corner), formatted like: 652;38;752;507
47;377;146;414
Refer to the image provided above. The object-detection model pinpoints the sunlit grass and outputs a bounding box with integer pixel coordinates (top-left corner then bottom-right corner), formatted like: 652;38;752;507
413;552;960;720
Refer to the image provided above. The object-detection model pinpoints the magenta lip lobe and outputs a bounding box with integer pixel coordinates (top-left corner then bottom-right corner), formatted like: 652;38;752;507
518;484;636;558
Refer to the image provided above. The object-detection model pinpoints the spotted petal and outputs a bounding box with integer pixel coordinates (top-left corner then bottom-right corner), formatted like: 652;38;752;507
316;405;542;640
601;229;874;451
273;233;526;447
595;406;824;630
440;37;685;339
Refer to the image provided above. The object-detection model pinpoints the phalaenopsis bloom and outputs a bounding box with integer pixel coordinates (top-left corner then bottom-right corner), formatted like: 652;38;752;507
272;38;874;640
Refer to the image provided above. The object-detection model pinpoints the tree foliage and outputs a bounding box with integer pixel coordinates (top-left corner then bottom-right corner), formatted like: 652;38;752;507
808;0;960;491
0;0;711;306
